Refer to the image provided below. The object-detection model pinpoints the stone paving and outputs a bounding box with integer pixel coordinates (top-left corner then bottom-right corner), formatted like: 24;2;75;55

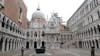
66;48;100;56
1;48;100;56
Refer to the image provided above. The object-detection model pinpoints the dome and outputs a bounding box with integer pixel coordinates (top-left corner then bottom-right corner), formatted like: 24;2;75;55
32;7;45;20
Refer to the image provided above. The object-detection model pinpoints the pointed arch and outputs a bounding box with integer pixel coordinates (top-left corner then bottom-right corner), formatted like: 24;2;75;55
42;31;45;37
94;26;97;34
97;25;100;32
2;16;5;27
6;19;10;29
90;27;93;35
95;39;99;48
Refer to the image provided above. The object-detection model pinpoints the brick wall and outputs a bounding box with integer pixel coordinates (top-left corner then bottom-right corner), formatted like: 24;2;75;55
2;0;27;28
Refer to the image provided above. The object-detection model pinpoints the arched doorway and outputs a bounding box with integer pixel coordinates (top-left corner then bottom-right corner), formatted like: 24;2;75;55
42;41;45;48
26;41;29;49
79;41;82;48
34;41;37;48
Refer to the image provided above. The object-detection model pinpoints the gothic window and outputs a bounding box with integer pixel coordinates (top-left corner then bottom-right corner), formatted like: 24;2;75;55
34;32;37;37
42;31;45;37
42;41;45;48
94;26;97;34
97;11;100;19
94;0;98;6
91;15;93;22
97;25;100;32
16;26;18;33
86;30;88;35
31;31;33;37
85;5;89;13
13;24;15;32
2;16;5;27
6;20;9;29
56;38;58;41
27;32;29;37
88;29;90;36
91;28;93;35
18;7;23;24
10;22;13;31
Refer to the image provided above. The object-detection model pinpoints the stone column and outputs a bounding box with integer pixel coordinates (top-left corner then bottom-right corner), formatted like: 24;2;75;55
13;41;15;50
82;41;84;48
6;40;9;51
85;41;87;48
99;40;100;49
12;42;14;50
10;41;12;51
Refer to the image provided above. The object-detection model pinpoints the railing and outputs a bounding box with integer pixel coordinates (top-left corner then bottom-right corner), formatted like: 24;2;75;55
0;27;26;39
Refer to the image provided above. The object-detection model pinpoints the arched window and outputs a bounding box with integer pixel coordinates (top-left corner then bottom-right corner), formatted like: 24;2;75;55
34;41;37;48
97;11;100;19
85;31;87;36
6;20;10;29
88;29;90;36
42;41;45;48
2;16;5;27
42;31;45;37
13;24;15;32
56;38;58;41
97;25;100;32
34;32;37;37
91;28;93;35
18;7;23;24
94;26;97;34
10;22;13;31
16;26;18;33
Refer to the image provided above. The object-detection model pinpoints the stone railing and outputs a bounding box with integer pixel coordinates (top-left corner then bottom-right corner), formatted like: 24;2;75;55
0;27;26;39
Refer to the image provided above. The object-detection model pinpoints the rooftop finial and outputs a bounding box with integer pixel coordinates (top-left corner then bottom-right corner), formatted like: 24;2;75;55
37;3;40;11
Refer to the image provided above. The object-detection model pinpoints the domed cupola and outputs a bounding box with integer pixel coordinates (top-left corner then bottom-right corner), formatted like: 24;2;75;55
31;6;45;21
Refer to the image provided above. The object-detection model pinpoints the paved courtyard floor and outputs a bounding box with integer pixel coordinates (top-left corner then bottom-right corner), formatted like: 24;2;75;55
0;48;100;56
66;48;100;56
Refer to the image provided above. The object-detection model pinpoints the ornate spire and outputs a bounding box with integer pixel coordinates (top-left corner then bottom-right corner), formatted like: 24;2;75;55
37;3;40;11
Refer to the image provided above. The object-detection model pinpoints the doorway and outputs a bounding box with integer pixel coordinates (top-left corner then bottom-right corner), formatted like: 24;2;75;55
26;42;29;49
34;41;37;48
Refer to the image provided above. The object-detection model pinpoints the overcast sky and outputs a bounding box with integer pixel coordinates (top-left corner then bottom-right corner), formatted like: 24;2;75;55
23;0;85;22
